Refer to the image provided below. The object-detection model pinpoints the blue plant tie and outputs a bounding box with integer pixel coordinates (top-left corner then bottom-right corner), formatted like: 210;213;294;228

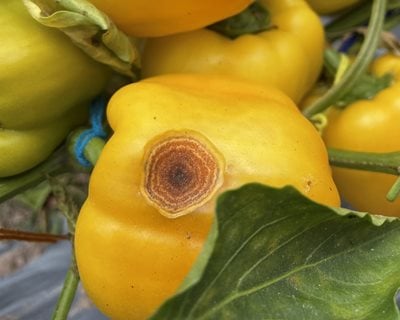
74;96;108;167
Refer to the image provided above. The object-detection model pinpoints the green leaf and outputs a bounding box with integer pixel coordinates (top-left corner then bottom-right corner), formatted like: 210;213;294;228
335;73;392;107
150;184;400;320
22;0;141;79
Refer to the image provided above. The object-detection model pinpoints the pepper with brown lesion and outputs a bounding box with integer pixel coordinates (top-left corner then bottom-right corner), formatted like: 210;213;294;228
74;74;340;320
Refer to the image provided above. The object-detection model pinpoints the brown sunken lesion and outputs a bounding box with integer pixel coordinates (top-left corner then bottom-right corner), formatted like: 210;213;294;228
141;131;225;218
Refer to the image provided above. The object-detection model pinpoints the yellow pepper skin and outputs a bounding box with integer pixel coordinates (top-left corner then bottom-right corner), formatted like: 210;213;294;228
87;0;252;37
306;0;361;14
0;0;110;177
75;74;340;320
323;54;400;217
141;0;324;103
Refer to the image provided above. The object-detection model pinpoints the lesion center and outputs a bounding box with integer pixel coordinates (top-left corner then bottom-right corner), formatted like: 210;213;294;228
166;163;193;190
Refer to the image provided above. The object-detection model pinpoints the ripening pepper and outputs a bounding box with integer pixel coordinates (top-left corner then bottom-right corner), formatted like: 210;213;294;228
0;0;110;177
75;74;340;320
141;0;325;103
87;0;252;37
323;54;400;217
306;0;361;14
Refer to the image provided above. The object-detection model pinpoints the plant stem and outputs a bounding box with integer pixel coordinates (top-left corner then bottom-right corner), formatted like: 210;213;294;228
328;148;400;175
325;1;374;39
52;265;80;320
329;148;400;202
302;0;387;118
325;0;400;39
50;134;105;320
50;175;82;320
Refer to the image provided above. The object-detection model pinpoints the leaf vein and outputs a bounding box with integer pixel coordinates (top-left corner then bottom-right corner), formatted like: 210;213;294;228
197;227;400;319
188;213;292;318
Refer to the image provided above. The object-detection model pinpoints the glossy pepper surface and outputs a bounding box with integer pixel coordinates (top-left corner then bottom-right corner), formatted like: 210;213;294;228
323;54;400;217
141;0;324;103
75;74;340;320
0;0;110;177
306;0;361;14
87;0;252;37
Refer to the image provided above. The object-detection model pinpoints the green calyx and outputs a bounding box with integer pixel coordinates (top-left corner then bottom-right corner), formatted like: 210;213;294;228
324;49;393;108
208;2;270;39
335;72;392;107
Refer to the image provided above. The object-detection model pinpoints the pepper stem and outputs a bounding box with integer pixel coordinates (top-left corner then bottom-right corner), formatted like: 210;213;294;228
50;177;82;320
328;148;400;175
52;264;80;320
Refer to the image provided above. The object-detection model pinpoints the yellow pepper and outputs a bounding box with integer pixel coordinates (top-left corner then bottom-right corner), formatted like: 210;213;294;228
87;0;252;37
323;54;400;217
141;0;325;103
75;74;340;320
0;0;110;177
306;0;362;14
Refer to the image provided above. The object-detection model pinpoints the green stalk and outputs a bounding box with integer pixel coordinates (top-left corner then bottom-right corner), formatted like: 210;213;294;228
328;148;400;201
50;178;81;320
325;1;374;39
328;148;400;175
52;265;80;320
302;0;387;118
326;0;400;39
51;133;105;320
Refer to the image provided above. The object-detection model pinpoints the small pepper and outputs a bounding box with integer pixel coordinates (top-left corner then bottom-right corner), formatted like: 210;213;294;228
323;53;400;217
